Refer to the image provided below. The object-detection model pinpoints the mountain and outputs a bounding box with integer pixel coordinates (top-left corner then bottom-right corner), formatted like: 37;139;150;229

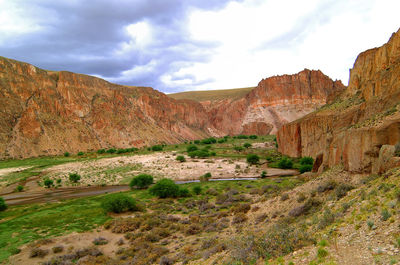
277;28;400;174
0;56;343;159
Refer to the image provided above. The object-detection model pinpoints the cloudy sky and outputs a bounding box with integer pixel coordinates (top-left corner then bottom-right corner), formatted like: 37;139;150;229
0;0;399;93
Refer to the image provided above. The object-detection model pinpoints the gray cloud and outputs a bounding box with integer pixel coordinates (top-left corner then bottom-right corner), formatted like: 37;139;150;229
0;0;240;92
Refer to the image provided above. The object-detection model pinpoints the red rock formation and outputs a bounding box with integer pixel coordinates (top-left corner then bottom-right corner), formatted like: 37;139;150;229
277;28;400;173
0;57;216;159
205;69;345;135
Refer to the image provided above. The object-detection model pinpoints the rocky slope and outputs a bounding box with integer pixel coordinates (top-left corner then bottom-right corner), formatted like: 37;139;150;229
0;57;216;159
172;69;345;135
277;28;400;173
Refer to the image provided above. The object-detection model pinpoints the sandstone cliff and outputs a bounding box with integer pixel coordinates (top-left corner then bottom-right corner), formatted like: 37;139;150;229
277;28;400;173
0;57;216;159
175;70;345;135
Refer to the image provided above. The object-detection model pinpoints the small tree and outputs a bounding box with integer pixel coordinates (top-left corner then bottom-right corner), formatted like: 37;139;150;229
246;154;260;165
77;151;84;156
261;170;267;178
16;185;24;192
151;145;163;151
299;164;312;173
101;193;139;213
149;179;180;198
0;197;7;211
186;145;198;152
130;174;153;189
69;173;81;183
64;152;70;157
249;135;258;139
176;155;186;162
300;156;314;165
43;179;54;188
200;172;212;182
278;157;293;169
243;143;252;149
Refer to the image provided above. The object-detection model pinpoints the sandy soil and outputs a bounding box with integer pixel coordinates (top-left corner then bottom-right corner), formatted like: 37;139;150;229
0;167;31;177
44;152;297;186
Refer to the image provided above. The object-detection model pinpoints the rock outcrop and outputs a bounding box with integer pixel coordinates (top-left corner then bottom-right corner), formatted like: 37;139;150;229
0;57;217;159
277;28;400;173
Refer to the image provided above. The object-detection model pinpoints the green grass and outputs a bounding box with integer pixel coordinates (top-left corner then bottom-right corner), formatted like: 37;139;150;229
168;87;255;102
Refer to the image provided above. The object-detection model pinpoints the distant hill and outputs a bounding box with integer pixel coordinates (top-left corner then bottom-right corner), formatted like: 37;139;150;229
168;87;255;102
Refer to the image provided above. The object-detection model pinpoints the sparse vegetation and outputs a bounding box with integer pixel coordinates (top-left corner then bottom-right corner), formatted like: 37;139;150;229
299;164;312;173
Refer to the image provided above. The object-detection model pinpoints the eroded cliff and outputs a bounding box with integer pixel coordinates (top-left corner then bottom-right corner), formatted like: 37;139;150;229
277;28;400;173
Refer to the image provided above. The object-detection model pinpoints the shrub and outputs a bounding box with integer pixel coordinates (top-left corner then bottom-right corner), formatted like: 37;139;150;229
0;197;7;211
179;188;190;197
243;143;252;148
106;148;116;154
30;248;49;258
299;164;312;173
43;179;54;188
93;237;109;245
194;140;200;144
232;213;248;224
289;198;321;217
101;193;139;213
52;245;64;253
130;174;153;189
234;146;244;152
151;145;163;151
317;247;328;258
97;149;105;154
64;152;70;157
237;135;249;139
176;155;186;162
77;151;84;156
201;137;217;144
300;156;314;165
200;172;212;182
193;186;202;195
278;157;293;169
16;185;24;192
246;154;260;165
69;173;81;183
381;209;392;221
249;135;258;139
260;170;267;178
316;180;337;193
317;209;335;229
149;179;180;198
186;145;198;152
335;183;354;199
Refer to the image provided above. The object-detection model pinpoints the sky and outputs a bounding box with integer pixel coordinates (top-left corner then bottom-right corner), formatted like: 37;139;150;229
0;0;399;93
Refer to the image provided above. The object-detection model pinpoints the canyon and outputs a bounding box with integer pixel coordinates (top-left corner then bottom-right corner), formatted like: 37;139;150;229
0;56;342;159
277;28;400;173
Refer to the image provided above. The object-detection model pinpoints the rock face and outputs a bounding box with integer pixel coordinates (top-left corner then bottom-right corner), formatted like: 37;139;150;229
277;28;400;173
0;56;343;159
0;57;216;159
199;69;345;135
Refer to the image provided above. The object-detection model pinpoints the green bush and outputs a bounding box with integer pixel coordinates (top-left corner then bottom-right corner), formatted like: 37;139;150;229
97;149;106;154
234;146;244;152
130;174;154;189
249;135;258;139
194;140;201;144
186;145;198;152
151;145;163;151
278;157;293;169
243;143;252;148
381;209;392;221
260;171;267;178
149;179;180;198
69;173;81;183
101;193;139;213
246;154;260;165
201;137;217;144
335;183;354;199
0;197;7;211
43;179;54;188
193;185;202;195
200;172;212;182
64;152;70;157
237;135;249;139
188;149;210;158
16;185;23;192
179;188;190;197
106;148;116;154
300;156;314;165
299;164;312;173
77;151;84;156
176;155;186;162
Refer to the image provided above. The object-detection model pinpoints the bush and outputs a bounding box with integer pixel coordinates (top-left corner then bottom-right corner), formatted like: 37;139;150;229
260;170;267;178
151;145;163;151
77;151;84;156
289;198;321;217
299;164;312;173
381;209;392;221
278;157;293;169
249;135;258;139
149;179;181;198
64;152;70;157
335;183;354;199
101;193;139;213
186;145;198;152
194;140;201;144
0;197;7;211
16;185;24;192
97;149;105;154
234;146;244;152
179;188;190;197
176;155;186;162
188;149;210;158
237;135;249;139
43;179;54;188
243;143;252;148
246;154;260;165
300;156;314;165
200;172;212;182
193;186;202;195
130;174;153;189
201;137;217;144
106;148;116;154
69;173;81;183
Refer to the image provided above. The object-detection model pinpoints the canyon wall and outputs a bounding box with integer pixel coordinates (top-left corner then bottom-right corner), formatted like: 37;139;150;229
277;28;400;173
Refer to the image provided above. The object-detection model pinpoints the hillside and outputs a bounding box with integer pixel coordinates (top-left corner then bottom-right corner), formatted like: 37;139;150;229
168;87;255;102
